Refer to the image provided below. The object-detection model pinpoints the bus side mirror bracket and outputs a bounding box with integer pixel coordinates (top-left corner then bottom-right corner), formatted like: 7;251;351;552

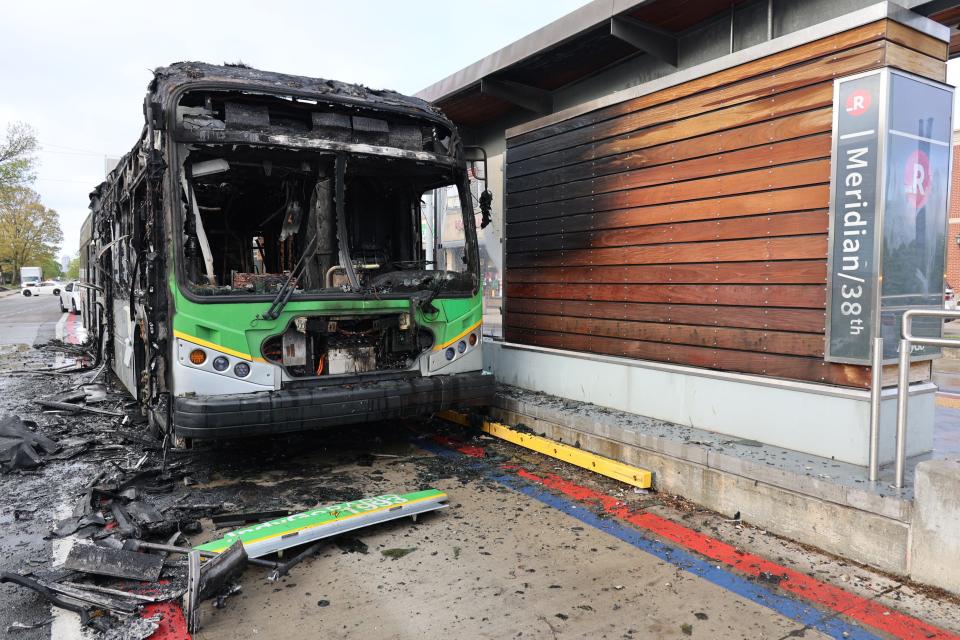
463;146;492;229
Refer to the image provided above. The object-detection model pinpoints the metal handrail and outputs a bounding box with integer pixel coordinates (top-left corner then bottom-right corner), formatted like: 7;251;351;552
891;308;960;488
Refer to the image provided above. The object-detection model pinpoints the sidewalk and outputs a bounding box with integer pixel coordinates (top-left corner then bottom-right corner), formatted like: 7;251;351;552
481;383;960;595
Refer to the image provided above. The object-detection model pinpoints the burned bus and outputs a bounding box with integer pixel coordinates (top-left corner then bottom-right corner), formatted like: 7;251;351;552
81;62;494;444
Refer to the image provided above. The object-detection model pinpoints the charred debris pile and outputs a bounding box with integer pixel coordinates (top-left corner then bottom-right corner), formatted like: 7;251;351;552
0;340;463;637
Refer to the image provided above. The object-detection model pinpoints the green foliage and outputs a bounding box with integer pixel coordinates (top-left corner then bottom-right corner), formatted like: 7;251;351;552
0;186;64;284
0;122;38;191
66;255;80;280
42;256;62;280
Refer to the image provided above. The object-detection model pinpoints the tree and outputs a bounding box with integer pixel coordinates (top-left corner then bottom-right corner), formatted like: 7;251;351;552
0;122;38;190
42;256;62;280
0;186;63;284
66;255;80;280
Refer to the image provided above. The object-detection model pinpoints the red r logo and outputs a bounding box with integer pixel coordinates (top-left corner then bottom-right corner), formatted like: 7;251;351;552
904;150;931;209
845;90;871;116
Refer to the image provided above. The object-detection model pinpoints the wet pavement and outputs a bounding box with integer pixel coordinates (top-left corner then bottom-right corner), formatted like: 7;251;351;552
1;293;959;639
0;291;61;348
0;292;83;639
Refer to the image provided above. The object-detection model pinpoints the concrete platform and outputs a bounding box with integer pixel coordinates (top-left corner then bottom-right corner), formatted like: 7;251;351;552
481;385;960;593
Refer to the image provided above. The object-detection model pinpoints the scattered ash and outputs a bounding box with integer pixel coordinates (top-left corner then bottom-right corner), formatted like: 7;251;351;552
412;453;490;488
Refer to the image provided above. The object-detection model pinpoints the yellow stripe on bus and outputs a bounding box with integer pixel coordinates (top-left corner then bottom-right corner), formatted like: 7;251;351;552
434;320;482;351
173;330;253;362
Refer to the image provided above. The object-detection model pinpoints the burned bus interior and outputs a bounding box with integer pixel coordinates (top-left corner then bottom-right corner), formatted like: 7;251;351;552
167;81;481;378
173;88;478;300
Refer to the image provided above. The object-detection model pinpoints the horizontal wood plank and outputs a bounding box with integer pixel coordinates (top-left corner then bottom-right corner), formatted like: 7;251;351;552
506;235;828;269
506;135;831;209
505;299;826;332
883;41;947;81
508;82;835;179
507;211;829;253
505;282;826;308
505;260;827;285
503;327;869;387
508;159;831;223
507;21;887;147
507;185;830;237
507;42;883;164
884;20;948;61
507;108;833;191
505;313;825;357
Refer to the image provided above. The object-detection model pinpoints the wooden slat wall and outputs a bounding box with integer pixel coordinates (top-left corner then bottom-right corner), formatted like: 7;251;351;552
503;19;947;388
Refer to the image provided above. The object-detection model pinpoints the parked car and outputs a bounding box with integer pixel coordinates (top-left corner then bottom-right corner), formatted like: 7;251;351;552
58;281;82;314
21;280;61;297
946;286;956;311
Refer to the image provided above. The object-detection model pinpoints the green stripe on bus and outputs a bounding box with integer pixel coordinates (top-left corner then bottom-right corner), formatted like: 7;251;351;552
195;489;447;553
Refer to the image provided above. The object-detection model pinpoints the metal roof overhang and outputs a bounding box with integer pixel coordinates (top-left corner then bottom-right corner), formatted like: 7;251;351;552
418;0;959;130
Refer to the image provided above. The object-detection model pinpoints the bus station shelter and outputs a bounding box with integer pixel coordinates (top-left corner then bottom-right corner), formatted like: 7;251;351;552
417;0;960;592
418;0;960;466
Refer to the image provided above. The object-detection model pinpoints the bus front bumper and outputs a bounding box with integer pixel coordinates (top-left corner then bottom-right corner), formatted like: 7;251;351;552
172;371;495;439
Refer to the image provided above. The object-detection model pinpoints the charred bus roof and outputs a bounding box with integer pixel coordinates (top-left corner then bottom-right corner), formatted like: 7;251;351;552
146;61;454;132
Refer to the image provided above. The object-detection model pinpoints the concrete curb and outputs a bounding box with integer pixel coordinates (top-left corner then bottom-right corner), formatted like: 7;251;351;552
910;460;960;593
487;386;960;596
489;398;913;576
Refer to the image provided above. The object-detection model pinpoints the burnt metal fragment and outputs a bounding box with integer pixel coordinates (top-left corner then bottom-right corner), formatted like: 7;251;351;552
0;572;92;624
184;540;248;633
63;544;164;582
0;415;59;471
211;509;293;528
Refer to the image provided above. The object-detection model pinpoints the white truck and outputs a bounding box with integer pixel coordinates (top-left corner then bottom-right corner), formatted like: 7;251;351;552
20;266;42;286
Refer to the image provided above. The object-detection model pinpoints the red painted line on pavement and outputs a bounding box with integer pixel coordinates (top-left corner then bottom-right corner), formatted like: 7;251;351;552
142;602;190;639
431;435;485;458
64;313;82;345
515;469;959;640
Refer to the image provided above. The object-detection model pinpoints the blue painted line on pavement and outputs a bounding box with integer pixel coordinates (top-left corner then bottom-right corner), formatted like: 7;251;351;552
416;438;882;640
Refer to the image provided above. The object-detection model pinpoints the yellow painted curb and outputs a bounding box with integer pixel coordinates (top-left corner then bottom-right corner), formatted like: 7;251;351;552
437;410;652;489
936;394;960;409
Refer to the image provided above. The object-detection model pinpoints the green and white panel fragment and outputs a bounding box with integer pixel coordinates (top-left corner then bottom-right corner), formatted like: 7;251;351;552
195;489;449;558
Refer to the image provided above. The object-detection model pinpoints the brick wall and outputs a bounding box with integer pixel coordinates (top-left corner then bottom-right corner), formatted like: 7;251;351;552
947;135;960;291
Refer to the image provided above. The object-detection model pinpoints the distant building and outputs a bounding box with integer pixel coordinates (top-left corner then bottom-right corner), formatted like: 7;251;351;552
948;131;960;291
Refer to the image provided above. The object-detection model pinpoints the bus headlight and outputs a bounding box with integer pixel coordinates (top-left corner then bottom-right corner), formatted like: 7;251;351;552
189;349;207;365
234;362;251;377
445;347;456;361
468;332;478;347
457;340;467;354
212;356;229;371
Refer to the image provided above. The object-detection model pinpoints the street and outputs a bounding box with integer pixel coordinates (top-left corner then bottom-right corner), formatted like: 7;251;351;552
0;290;61;349
0;292;958;640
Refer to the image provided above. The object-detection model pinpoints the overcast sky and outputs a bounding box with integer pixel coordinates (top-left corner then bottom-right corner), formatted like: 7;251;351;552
4;2;959;262
0;0;590;260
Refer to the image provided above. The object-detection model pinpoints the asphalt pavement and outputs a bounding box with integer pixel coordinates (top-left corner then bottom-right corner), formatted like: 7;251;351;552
0;290;63;347
0;294;958;639
0;291;76;640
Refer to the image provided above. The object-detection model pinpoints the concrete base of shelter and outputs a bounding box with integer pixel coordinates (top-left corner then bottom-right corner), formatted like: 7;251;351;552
478;383;960;595
483;341;935;466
